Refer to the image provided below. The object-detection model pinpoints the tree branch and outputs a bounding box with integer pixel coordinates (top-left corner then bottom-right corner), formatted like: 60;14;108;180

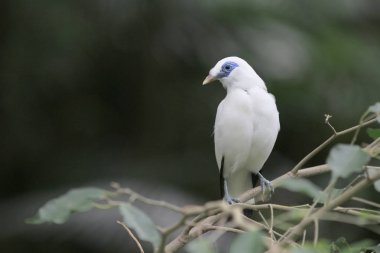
165;164;331;252
291;117;377;174
239;164;330;203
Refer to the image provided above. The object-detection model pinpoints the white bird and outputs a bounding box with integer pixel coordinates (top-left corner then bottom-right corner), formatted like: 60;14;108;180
203;56;280;204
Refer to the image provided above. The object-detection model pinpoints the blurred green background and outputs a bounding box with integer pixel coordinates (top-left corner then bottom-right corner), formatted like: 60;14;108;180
1;0;379;252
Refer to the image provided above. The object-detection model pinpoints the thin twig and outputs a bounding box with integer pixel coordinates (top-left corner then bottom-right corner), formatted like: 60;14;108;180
352;196;380;209
301;230;306;247
313;219;319;247
236;203;310;212
324;177;337;206
351;111;370;145
117;221;145;253
165;212;223;252
364;138;380;157
203;216;230;244
203;225;244;234
334;207;380;220
318;212;380;234
269;204;275;242
161;215;187;235
342;174;365;193
118;188;184;213
258;210;270;229
325;114;337;134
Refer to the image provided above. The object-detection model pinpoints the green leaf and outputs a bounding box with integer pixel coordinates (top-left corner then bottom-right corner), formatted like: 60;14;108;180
119;203;161;252
367;128;380;140
327;144;370;179
368;102;380;123
26;187;107;224
278;178;321;199
186;238;216;253
230;230;265;253
367;167;380;192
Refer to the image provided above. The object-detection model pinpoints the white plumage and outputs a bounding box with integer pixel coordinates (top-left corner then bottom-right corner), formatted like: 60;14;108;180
203;56;280;203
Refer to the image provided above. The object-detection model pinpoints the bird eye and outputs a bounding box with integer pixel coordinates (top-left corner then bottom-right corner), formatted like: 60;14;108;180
223;64;232;72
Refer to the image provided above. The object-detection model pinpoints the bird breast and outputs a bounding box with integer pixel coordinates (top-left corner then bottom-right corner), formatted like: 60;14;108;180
214;87;279;176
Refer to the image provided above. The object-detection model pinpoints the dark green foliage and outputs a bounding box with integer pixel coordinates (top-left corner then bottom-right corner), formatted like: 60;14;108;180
367;128;380;140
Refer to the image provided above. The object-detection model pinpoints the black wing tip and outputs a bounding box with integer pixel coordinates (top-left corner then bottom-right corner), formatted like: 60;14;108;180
219;156;225;198
251;172;259;188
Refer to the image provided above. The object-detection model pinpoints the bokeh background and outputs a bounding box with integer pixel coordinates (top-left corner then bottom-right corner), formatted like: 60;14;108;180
1;0;379;252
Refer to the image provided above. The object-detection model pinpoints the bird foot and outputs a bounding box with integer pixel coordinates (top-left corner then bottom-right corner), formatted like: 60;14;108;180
224;195;240;205
258;173;274;200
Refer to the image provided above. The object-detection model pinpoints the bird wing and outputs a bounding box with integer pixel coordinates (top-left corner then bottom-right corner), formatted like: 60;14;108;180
214;100;225;171
219;156;225;198
246;88;280;174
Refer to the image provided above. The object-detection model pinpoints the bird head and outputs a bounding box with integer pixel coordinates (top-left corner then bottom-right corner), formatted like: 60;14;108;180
202;56;265;90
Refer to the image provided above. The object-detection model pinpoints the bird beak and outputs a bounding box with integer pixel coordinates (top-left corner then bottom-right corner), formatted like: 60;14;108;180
202;74;217;85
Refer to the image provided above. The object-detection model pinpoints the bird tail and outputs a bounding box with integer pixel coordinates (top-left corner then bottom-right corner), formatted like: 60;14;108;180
220;158;252;198
226;170;256;198
219;157;259;199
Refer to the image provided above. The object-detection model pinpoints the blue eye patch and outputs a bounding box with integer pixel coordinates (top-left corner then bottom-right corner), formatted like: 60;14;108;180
217;61;239;78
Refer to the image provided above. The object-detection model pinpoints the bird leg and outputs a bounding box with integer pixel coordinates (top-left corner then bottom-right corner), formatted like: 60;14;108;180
223;180;239;204
258;172;274;199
